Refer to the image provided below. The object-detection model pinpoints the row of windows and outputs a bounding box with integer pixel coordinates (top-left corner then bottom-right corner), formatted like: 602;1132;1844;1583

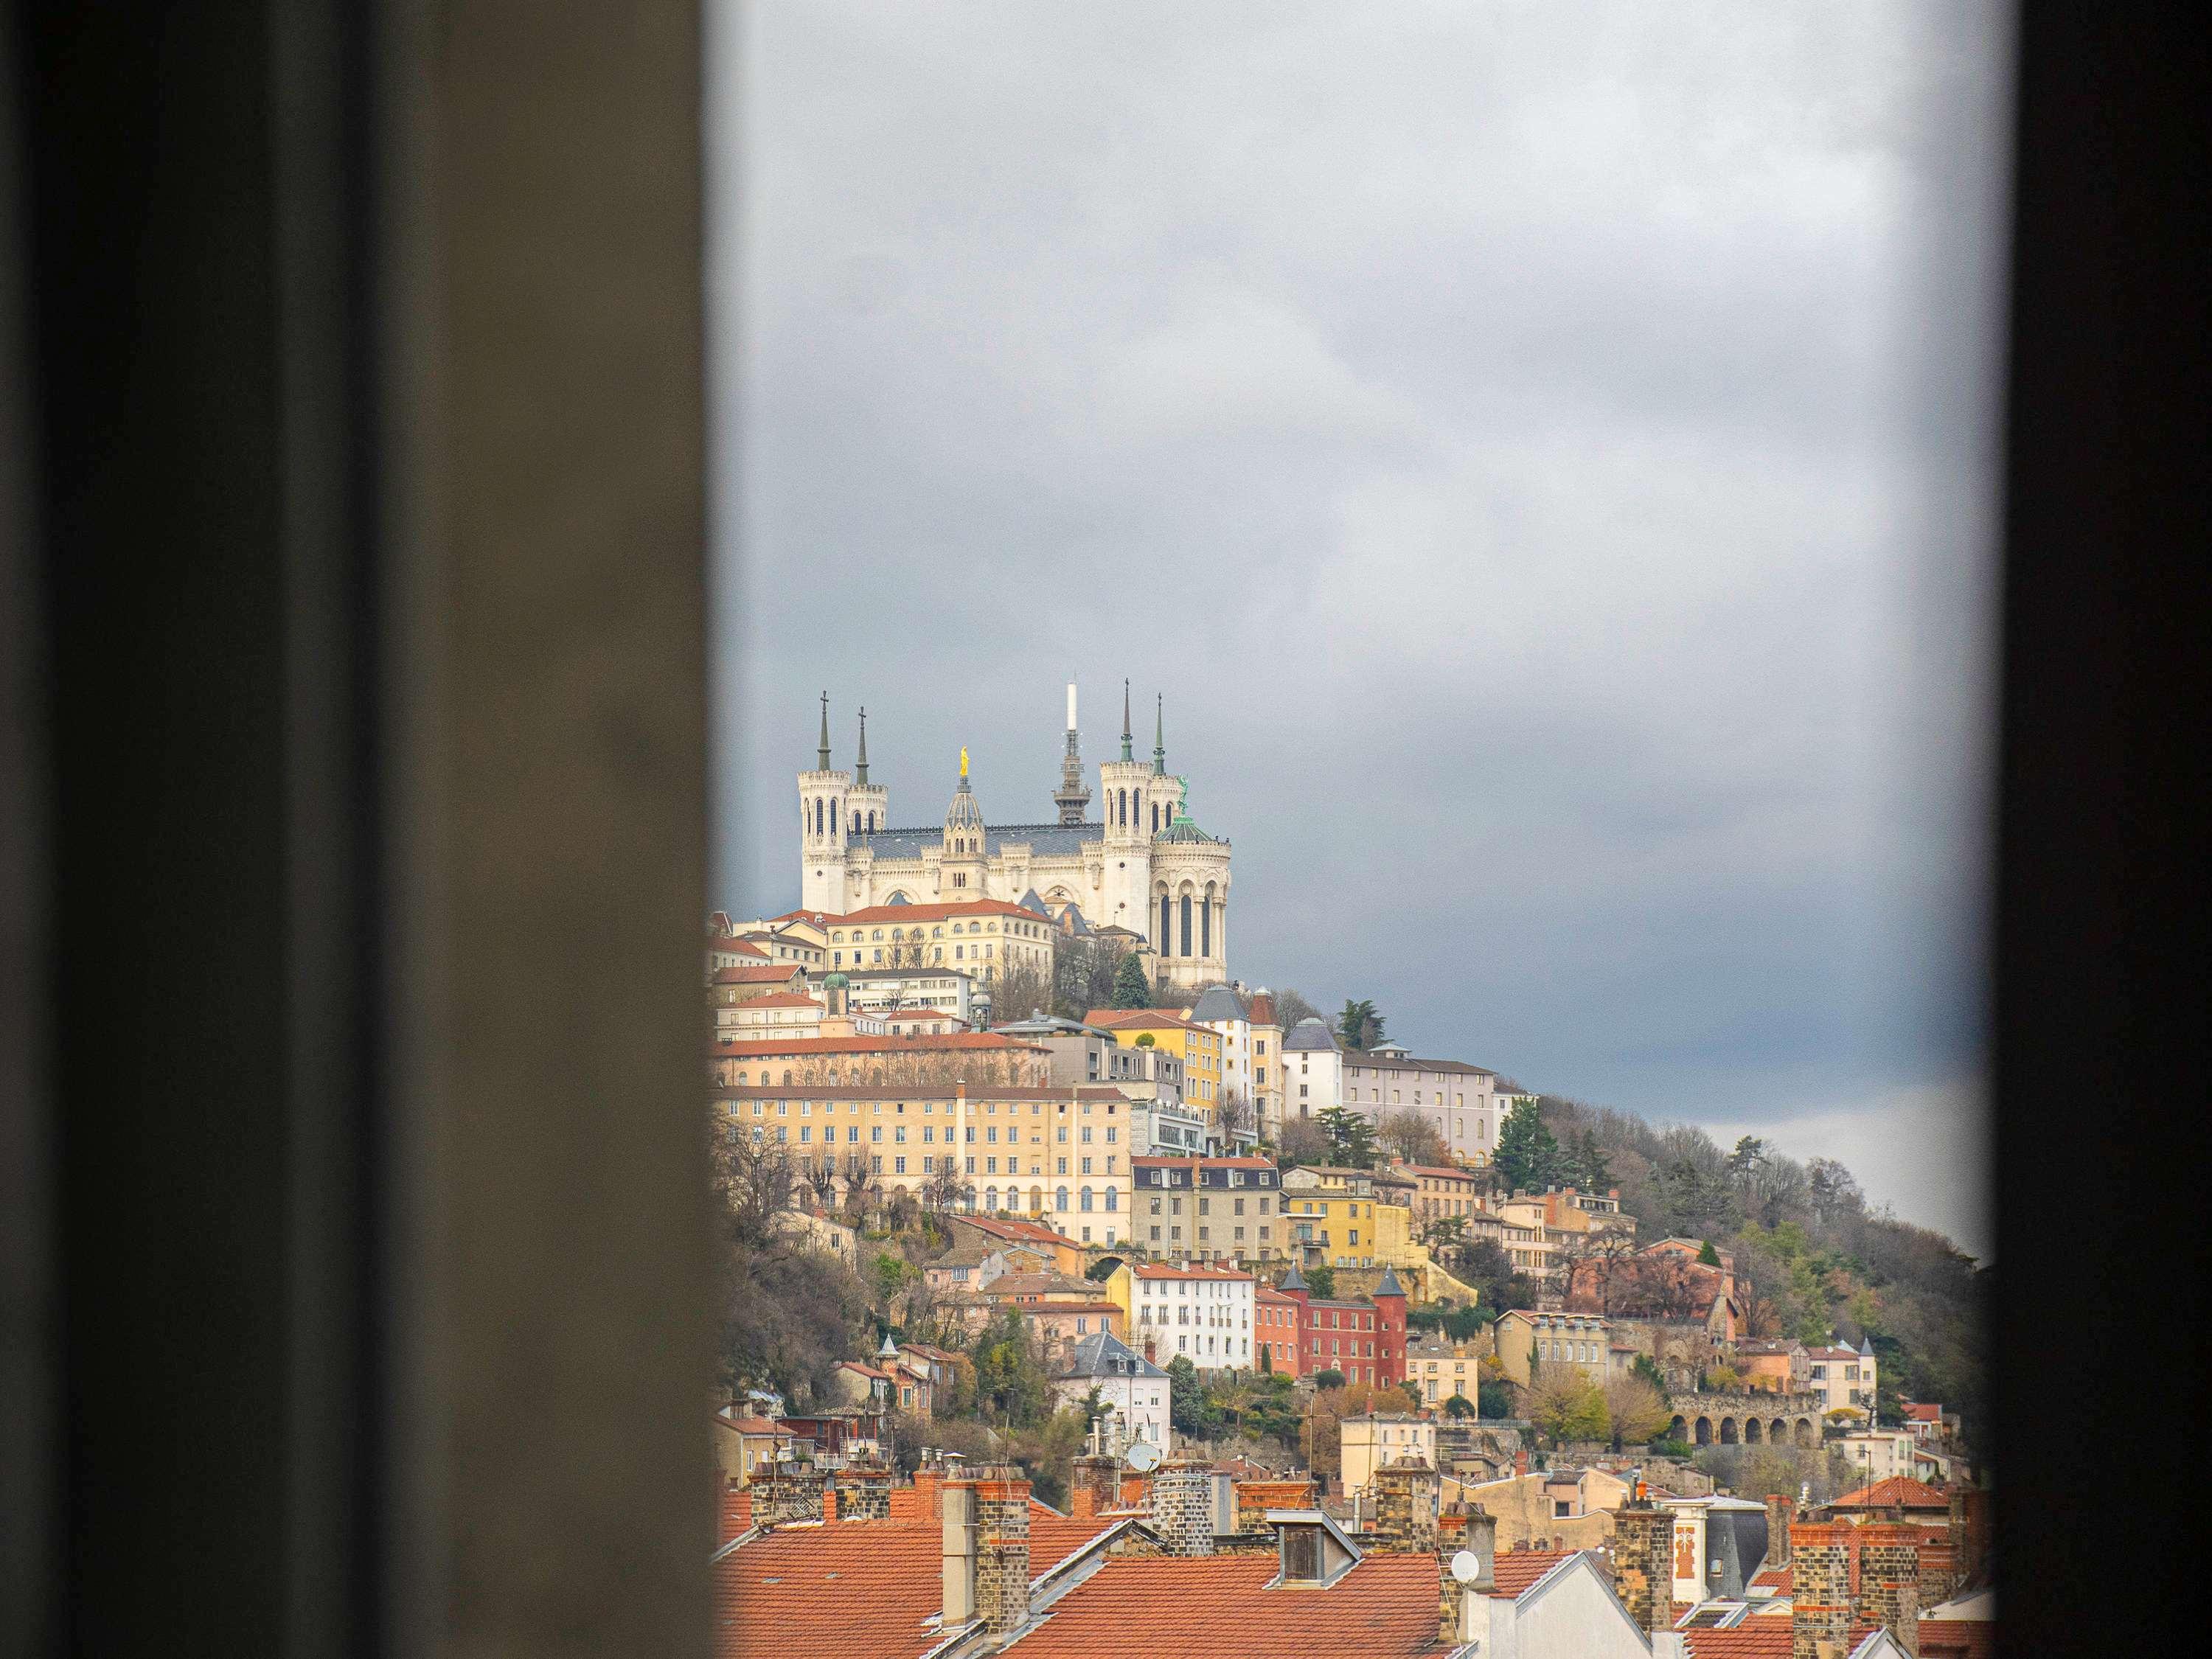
830;919;1040;942
1145;1223;1273;1243
1147;1194;1271;1216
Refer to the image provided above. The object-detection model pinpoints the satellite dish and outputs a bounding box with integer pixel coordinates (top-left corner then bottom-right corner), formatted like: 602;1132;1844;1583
1450;1551;1482;1584
1125;1441;1161;1473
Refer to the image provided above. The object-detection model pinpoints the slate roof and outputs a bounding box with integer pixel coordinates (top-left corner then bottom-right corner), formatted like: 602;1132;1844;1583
1054;1330;1166;1380
1187;984;1249;1023
1282;1018;1341;1051
994;1551;1445;1658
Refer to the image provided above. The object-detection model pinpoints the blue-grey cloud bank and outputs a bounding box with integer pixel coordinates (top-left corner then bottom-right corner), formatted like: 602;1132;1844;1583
709;1;2012;1256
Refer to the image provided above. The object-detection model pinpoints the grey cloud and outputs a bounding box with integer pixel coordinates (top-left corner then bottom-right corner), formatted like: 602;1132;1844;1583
710;0;2011;1242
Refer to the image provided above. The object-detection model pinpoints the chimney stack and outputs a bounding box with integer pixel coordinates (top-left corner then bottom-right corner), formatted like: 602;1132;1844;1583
1071;1453;1121;1520
1149;1459;1216;1557
752;1462;827;1528
942;1464;1034;1637
1372;1456;1439;1552
1610;1496;1675;1638
839;1455;893;1522
1765;1493;1795;1568
1855;1523;1922;1657
1454;1508;1508;1654
1789;1522;1853;1659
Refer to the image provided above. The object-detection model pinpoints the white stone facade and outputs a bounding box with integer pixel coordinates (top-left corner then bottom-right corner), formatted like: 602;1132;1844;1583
798;689;1232;992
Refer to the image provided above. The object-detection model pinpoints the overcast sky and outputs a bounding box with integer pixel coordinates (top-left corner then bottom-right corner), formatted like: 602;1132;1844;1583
708;1;2014;1257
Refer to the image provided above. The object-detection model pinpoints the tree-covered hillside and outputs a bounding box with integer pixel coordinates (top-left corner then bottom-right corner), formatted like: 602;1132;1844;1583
1535;1093;1989;1456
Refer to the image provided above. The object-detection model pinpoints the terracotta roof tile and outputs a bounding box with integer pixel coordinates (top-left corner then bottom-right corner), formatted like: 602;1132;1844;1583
711;962;806;984
1748;1565;1792;1594
717;1514;1116;1659
1001;1551;1447;1658
1832;1475;1949;1509
1679;1625;1796;1659
717;1488;753;1545
1919;1617;1997;1658
1486;1548;1577;1597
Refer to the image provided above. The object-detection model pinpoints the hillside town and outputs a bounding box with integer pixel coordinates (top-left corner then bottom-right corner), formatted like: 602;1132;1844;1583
709;693;1992;1658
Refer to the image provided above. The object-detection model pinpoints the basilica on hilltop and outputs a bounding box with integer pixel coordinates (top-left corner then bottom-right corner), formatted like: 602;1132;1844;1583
798;683;1231;991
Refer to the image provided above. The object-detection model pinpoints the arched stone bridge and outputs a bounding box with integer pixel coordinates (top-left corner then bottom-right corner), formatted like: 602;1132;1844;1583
1666;1390;1826;1450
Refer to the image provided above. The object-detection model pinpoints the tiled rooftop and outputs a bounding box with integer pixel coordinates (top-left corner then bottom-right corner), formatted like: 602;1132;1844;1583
716;1512;1115;1659
997;1551;1450;1658
1831;1475;1949;1509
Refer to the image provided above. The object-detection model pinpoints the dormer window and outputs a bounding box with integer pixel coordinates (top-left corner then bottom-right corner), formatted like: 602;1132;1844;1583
1280;1525;1321;1583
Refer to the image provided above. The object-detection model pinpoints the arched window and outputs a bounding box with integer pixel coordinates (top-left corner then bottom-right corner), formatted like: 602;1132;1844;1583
1160;893;1172;949
781;1071;793;1085
1180;894;1192;956
869;811;876;832
1105;1186;1118;1211
1056;1186;1070;1212
1080;1187;1094;1212
813;799;821;835
1201;884;1213;957
1151;801;1159;831
1030;1186;1043;1212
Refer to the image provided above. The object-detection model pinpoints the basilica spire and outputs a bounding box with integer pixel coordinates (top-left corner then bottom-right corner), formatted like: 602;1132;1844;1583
1120;678;1134;762
1055;679;1091;825
855;706;869;785
1152;693;1166;775
817;690;831;771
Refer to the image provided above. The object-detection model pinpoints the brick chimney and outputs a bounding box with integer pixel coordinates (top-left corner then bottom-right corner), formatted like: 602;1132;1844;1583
1790;1522;1852;1659
914;1458;946;1520
1765;1493;1795;1568
1070;1453;1120;1520
1855;1523;1922;1657
1609;1495;1674;1638
839;1455;893;1522
1371;1455;1439;1552
1513;1446;1528;1478
752;1463;827;1527
942;1464;1033;1638
1234;1478;1316;1536
1149;1459;1215;1557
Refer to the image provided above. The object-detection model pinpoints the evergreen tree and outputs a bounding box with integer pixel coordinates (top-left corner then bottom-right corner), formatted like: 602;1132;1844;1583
1572;1128;1612;1192
1110;952;1152;1009
1336;998;1385;1050
1317;1104;1377;1168
1697;1239;1722;1267
1494;1098;1562;1194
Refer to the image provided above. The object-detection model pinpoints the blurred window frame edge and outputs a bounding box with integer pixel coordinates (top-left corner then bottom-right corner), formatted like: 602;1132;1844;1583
0;3;2204;1658
1;2;712;1657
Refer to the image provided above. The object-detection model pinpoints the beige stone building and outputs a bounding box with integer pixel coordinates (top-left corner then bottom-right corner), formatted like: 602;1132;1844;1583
1492;1309;1616;1388
1407;1332;1492;1408
1453;1466;1630;1553
1339;1413;1436;1497
716;1081;1134;1242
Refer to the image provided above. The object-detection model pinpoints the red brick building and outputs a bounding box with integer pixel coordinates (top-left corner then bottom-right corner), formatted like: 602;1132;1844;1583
1273;1262;1408;1388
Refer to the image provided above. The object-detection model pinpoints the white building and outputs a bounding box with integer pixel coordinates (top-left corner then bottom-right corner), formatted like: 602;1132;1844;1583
1337;1041;1501;1165
1119;1261;1255;1374
1281;1016;1343;1121
839;965;982;1029
798;686;1234;992
1834;1429;1919;1486
1048;1332;1169;1452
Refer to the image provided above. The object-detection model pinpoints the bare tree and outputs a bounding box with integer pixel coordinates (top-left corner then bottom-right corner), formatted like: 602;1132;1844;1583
1273;1113;1330;1168
1269;987;1323;1030
1215;1090;1257;1146
919;1164;975;1213
1375;1109;1450;1166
